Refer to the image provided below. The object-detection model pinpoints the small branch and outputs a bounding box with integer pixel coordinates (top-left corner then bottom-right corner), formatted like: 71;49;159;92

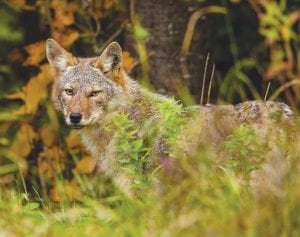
95;26;125;55
207;63;215;104
200;53;210;105
264;82;271;101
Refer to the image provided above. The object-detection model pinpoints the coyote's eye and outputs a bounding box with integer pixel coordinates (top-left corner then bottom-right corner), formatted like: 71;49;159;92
90;90;101;97
65;89;74;95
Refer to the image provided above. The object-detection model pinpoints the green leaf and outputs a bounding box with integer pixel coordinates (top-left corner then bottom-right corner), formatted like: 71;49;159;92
24;203;40;211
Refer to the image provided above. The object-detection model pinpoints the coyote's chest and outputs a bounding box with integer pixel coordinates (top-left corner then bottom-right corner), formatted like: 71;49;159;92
79;126;112;157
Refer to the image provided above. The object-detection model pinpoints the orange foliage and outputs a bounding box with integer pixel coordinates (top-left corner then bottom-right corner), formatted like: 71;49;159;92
40;126;57;147
10;124;37;158
38;146;66;178
23;41;46;66
50;180;82;202
52;29;80;48
76;156;97;174
51;0;78;30
6;64;52;115
65;131;84;152
104;0;119;10
122;51;136;73
9;0;36;11
2;0;126;201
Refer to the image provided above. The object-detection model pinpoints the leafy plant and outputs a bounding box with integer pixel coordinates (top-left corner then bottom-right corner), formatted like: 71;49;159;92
224;125;265;180
157;99;187;148
107;112;150;187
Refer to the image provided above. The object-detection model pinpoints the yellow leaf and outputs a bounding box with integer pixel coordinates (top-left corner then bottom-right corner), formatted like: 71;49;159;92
50;186;60;202
75;156;97;174
280;25;292;41
52;0;75;29
264;62;291;80
37;160;52;177
23;41;46;66
5;91;24;100
66;131;82;150
67;179;82;200
13;106;27;115
104;0;119;10
46;101;60;131
14;64;52;115
9;0;36;11
53;29;79;48
38;146;66;178
39;147;65;164
122;51;136;73
50;179;82;202
40;126;57;147
10;124;37;158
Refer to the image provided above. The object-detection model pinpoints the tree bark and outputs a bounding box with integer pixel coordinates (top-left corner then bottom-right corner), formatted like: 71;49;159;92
132;0;212;101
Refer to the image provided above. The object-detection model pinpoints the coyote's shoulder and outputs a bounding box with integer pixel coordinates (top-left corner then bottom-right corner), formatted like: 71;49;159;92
46;39;295;192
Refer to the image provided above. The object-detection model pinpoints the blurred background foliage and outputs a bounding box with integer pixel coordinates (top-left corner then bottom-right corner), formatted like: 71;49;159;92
0;0;300;235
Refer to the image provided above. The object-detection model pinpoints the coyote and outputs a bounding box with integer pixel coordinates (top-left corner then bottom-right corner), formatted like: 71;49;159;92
46;39;296;194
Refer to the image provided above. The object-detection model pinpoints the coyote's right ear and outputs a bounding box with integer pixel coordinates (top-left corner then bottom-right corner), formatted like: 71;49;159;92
46;38;76;72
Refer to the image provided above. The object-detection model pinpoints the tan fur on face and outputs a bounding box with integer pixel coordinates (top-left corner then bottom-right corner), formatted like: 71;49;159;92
62;89;99;125
80;96;92;120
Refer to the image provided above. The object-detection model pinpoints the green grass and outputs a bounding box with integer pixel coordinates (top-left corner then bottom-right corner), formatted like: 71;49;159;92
1;132;300;237
1;100;300;237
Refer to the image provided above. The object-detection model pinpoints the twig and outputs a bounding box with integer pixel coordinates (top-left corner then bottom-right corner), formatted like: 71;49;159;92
207;63;215;104
200;53;210;105
95;27;125;55
264;82;271;101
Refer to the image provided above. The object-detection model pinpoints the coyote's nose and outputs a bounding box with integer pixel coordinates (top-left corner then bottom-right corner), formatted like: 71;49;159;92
70;113;82;125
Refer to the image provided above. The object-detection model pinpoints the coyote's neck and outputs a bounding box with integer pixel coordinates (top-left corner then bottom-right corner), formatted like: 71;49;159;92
78;72;164;163
115;72;165;123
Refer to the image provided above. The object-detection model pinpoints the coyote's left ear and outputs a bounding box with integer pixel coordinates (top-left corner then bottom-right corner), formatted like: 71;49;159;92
46;38;76;72
94;42;123;84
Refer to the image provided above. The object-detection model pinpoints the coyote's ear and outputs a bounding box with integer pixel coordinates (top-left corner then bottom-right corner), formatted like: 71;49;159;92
94;42;122;75
46;38;76;72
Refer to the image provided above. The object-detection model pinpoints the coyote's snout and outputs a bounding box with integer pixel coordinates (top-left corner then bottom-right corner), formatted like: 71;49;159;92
46;39;123;128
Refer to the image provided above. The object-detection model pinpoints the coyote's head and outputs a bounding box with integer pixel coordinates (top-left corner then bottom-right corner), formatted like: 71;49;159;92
46;39;125;128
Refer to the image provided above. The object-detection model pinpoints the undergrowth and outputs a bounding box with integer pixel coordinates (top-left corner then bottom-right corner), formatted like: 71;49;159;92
0;100;300;237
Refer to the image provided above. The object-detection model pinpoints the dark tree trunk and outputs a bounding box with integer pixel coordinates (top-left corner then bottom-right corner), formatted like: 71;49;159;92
132;0;213;102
